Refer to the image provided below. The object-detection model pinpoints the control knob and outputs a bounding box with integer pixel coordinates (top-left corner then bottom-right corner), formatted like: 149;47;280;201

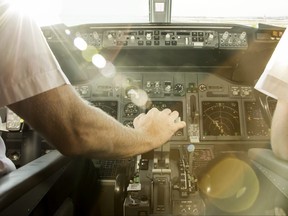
222;31;229;40
93;31;99;40
208;33;214;41
164;84;172;92
174;83;185;95
130;35;136;43
240;31;247;40
107;33;113;40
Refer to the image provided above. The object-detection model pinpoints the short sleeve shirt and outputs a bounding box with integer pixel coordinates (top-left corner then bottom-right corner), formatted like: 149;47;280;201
0;1;70;108
255;28;288;100
0;1;70;176
0;136;16;176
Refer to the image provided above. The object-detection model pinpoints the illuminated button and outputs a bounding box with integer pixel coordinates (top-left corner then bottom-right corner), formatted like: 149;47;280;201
130;35;136;41
222;31;229;40
107;33;113;40
208;33;214;41
165;33;171;40
146;33;152;40
240;32;247;40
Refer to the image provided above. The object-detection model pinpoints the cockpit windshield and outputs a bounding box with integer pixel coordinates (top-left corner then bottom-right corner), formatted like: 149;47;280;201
9;0;288;27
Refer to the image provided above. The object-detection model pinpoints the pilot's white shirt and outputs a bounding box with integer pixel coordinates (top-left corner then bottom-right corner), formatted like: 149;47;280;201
0;136;16;176
0;1;70;175
255;28;288;100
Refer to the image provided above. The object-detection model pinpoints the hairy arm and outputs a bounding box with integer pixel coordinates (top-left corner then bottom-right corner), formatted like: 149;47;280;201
8;84;186;159
271;99;288;160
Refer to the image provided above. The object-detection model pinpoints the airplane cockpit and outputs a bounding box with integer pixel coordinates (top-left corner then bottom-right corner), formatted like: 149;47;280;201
1;0;288;215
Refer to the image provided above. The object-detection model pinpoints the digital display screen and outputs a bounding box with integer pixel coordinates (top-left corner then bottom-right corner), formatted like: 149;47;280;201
202;101;241;136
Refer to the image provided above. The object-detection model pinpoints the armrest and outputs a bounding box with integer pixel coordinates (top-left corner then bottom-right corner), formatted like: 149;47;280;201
0;150;71;211
248;148;288;181
248;148;288;198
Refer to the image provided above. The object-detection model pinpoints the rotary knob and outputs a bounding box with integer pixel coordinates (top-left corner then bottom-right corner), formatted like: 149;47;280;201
222;31;229;40
107;33;113;40
174;83;185;95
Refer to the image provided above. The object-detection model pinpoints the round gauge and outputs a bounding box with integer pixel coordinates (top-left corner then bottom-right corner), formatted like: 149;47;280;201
174;83;185;96
202;101;241;136
124;102;139;117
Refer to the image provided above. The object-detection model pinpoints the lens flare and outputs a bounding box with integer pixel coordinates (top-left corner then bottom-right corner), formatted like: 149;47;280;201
74;37;87;51
199;156;259;213
65;29;71;35
9;0;61;26
130;89;149;107
99;62;116;78
92;54;106;69
82;46;99;62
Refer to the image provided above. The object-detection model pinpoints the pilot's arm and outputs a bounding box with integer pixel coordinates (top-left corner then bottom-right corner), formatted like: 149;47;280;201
0;136;16;176
8;86;185;159
254;27;288;161
1;2;186;159
270;99;288;160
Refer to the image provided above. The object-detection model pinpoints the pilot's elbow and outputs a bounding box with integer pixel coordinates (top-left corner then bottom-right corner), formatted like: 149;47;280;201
272;145;288;161
274;151;288;161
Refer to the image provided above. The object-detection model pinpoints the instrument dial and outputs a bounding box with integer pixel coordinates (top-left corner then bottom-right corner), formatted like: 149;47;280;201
124;102;140;117
202;101;241;136
174;83;185;96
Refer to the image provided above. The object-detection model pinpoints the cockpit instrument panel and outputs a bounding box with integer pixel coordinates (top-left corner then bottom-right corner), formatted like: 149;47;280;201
73;71;273;145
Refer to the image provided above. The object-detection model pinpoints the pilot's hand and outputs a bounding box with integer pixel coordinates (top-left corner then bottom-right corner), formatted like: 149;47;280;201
133;108;186;149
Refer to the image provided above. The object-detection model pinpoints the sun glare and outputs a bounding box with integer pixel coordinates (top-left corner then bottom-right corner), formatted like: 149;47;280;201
9;0;62;26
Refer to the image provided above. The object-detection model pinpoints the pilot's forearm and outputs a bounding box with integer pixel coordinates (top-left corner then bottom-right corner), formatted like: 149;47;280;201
8;85;185;159
65;104;156;158
271;99;288;160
